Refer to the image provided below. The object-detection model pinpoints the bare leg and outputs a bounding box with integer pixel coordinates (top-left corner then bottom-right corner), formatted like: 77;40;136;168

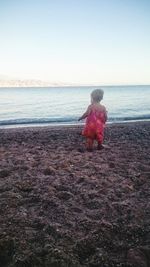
97;132;104;150
86;138;94;151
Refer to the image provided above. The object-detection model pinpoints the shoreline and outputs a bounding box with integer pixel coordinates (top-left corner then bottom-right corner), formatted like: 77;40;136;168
0;119;150;130
0;122;150;266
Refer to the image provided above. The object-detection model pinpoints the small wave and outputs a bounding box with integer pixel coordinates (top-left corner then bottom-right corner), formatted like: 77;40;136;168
0;117;77;126
108;114;150;122
0;114;150;127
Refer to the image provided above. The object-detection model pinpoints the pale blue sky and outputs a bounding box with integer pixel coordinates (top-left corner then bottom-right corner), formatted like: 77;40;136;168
0;0;150;85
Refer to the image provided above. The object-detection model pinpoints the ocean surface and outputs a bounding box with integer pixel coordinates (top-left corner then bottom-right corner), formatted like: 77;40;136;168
0;86;150;128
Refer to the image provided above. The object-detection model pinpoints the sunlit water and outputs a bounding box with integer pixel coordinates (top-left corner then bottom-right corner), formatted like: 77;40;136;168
0;85;150;127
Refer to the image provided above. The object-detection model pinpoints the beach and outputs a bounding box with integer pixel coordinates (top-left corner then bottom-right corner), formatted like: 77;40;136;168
0;122;150;267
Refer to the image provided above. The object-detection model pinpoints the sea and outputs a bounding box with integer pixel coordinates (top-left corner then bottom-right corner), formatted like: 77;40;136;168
0;85;150;128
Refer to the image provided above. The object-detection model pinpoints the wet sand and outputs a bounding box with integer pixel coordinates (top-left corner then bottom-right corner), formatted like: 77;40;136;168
0;122;150;267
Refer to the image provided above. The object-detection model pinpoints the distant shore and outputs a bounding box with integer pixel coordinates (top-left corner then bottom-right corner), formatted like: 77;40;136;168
0;121;150;266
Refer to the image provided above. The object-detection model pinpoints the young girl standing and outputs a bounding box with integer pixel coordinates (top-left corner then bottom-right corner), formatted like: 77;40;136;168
78;89;107;151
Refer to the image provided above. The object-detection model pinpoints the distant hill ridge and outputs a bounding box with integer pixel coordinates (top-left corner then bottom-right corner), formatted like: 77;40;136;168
0;77;68;87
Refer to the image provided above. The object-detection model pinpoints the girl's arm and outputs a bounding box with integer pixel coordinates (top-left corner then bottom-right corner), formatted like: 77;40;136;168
78;105;91;121
103;107;108;123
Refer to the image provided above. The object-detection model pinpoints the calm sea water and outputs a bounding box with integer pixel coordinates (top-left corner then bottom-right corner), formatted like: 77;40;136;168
0;86;150;127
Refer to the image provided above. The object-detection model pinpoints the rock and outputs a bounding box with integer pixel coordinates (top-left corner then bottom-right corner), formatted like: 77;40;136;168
75;238;96;262
43;167;56;175
0;238;14;266
57;191;73;200
127;247;149;267
0;169;10;178
109;162;115;168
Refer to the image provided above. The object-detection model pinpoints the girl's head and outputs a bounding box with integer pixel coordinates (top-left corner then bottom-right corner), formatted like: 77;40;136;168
91;89;104;103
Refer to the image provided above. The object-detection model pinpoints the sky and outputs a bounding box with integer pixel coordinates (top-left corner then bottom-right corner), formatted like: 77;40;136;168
0;0;150;85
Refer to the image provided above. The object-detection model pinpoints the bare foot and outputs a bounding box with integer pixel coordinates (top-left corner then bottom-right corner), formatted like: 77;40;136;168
97;144;104;150
97;144;110;150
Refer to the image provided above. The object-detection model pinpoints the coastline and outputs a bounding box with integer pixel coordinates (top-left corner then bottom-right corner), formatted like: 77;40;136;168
0;121;150;266
0;118;150;130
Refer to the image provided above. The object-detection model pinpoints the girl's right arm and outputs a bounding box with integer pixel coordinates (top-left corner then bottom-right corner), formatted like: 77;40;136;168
103;107;108;123
78;105;91;121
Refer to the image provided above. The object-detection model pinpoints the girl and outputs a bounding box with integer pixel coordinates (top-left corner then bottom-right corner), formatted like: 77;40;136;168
78;89;107;151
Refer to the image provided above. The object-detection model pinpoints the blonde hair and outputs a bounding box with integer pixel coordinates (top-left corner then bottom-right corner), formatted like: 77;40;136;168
91;89;104;102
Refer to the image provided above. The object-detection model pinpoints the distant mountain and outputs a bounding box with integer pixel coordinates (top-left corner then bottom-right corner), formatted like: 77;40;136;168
0;75;102;87
0;77;67;87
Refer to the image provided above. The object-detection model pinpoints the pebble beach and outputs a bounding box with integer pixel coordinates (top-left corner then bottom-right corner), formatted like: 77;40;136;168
0;122;150;267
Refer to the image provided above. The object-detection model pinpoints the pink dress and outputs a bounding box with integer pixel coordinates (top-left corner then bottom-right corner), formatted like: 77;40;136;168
82;105;107;143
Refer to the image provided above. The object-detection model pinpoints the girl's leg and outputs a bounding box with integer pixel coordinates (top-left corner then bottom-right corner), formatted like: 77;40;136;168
97;130;104;150
86;138;94;151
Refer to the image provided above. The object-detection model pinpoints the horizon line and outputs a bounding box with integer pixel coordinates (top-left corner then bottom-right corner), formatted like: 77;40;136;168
0;84;150;88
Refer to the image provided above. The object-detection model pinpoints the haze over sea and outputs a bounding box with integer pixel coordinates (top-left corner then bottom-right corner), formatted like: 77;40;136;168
0;85;150;128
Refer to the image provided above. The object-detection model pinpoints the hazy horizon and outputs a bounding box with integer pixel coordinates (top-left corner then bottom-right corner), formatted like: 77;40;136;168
0;0;150;85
